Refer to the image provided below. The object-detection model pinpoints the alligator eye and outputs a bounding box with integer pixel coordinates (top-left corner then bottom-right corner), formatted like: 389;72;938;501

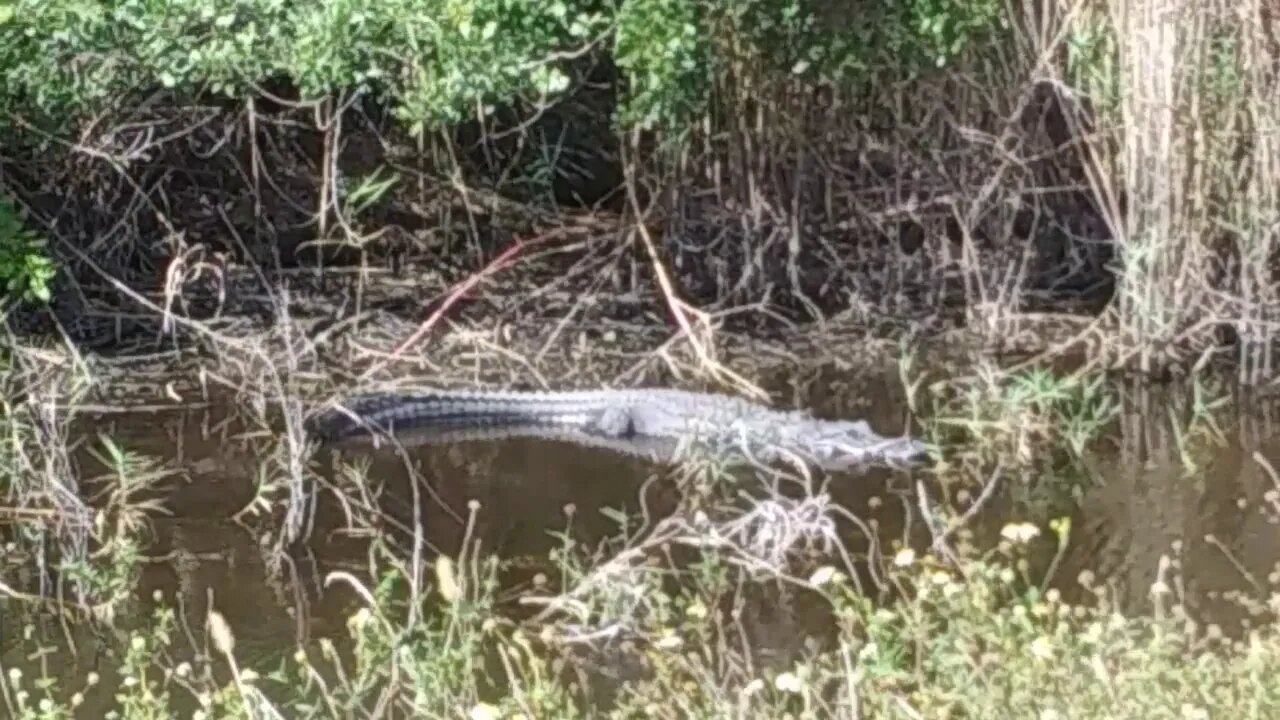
594;406;634;437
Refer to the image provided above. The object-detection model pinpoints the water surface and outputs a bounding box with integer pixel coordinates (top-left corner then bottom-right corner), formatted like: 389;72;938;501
3;376;1280;711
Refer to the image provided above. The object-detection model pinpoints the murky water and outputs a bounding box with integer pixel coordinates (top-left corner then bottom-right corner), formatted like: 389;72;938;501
1053;387;1280;631
4;373;1280;711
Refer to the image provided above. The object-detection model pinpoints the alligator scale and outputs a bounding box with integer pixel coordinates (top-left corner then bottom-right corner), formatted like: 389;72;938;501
307;388;930;472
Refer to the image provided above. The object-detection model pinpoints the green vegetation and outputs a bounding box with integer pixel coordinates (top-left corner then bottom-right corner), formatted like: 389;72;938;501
1;341;1277;717
0;0;1001;128
0;0;1279;717
7;449;1280;718
0;196;54;305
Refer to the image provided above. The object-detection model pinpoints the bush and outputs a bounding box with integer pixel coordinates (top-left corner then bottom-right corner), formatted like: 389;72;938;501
0;0;1006;133
0;195;54;305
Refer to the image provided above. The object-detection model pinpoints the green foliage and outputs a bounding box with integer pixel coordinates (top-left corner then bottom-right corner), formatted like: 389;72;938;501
614;0;707;131
1066;9;1121;120
391;0;609;132
924;364;1120;473
0;196;55;305
612;0;1006;130
719;0;1005;86
898;0;1005;70
833;529;1280;718
0;0;1004;136
343;166;400;217
0;0;606;132
619;0;1006;130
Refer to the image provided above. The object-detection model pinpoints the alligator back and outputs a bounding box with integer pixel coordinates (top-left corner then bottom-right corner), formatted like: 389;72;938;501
306;387;929;471
307;388;800;442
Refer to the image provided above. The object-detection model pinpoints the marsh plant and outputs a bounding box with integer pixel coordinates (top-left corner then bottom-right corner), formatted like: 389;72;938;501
0;350;165;619
915;358;1120;479
9;487;1280;718
1;0;1280;716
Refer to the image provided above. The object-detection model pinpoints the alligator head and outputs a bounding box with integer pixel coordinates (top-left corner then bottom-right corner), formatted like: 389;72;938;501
785;419;932;471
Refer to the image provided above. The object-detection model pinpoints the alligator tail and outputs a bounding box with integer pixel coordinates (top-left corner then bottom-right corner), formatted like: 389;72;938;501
307;392;613;443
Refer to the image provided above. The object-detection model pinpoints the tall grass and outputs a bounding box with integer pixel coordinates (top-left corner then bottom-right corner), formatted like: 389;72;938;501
3;0;1280;717
1236;0;1280;385
1061;0;1280;373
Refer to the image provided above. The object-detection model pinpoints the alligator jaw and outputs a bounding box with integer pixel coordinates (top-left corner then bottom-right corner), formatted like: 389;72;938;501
769;418;931;471
812;437;932;471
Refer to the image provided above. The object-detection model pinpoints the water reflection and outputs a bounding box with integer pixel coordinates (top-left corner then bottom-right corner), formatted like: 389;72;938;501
3;377;1280;709
1056;383;1280;633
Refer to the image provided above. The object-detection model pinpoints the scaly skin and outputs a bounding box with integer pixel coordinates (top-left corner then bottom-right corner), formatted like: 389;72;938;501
308;388;930;471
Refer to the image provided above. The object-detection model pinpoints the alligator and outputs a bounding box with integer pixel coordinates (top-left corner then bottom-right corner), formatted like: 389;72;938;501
307;388;931;473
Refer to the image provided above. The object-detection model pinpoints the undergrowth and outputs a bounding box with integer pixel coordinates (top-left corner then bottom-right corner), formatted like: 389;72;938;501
1;346;1280;719
8;490;1280;718
0;0;1278;716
